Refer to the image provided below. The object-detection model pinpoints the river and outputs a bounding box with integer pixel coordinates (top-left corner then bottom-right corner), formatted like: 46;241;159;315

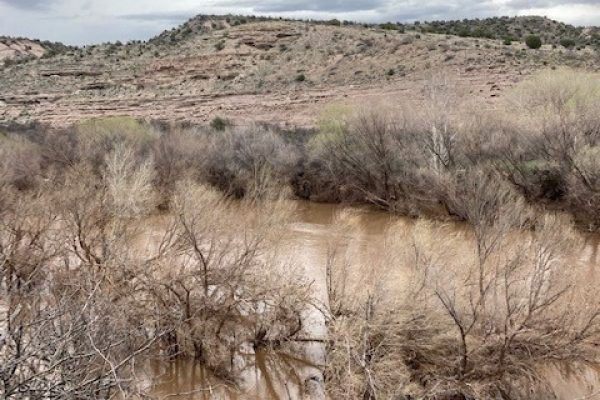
137;201;600;400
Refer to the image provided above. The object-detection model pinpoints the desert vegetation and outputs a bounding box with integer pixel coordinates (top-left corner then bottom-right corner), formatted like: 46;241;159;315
4;14;599;127
2;68;600;399
324;177;600;399
95;14;600;51
298;68;600;230
412;16;600;49
0;36;72;66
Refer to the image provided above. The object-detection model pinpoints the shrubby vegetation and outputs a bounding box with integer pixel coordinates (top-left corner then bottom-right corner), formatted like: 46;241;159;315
0;132;312;397
325;191;600;399
560;37;577;48
148;14;600;53
3;68;600;399
0;36;73;63
525;34;542;49
5;69;599;227
2;14;598;72
413;16;600;49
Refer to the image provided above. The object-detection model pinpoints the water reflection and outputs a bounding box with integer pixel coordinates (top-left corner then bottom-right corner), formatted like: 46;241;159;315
140;349;321;400
140;359;238;399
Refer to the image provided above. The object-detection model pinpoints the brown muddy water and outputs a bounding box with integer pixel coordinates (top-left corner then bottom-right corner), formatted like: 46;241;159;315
138;201;600;400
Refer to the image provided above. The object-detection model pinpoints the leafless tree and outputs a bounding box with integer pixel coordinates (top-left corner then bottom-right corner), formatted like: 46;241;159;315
325;174;600;400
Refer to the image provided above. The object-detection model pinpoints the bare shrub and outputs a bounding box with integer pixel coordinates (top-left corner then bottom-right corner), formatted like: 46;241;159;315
419;73;463;172
307;107;425;212
324;217;408;400
0;149;313;398
0;148;174;398
22;127;80;172
152;127;209;201
76;116;157;173
0;134;42;189
203;126;300;200
503;68;600;229
138;180;311;386
440;168;532;228
403;215;600;399
299;69;600;230
0;187;164;399
325;178;600;399
104;143;157;217
3;67;600;399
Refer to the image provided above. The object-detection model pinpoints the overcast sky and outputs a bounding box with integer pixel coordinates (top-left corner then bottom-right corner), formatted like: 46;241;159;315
1;0;600;45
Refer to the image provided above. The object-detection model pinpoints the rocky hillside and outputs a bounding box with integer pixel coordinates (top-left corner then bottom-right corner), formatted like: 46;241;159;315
0;37;72;65
0;15;598;127
407;16;600;48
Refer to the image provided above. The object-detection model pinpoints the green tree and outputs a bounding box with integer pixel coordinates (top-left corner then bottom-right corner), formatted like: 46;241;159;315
525;35;542;49
560;38;576;48
210;116;230;131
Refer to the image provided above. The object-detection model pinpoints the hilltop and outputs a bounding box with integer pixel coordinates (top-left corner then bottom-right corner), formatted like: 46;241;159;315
407;16;600;48
0;36;73;64
0;15;598;127
162;15;600;48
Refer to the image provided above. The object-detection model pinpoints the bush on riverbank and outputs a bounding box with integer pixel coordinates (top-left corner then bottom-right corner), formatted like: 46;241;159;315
3;68;600;231
0;153;311;398
324;175;600;399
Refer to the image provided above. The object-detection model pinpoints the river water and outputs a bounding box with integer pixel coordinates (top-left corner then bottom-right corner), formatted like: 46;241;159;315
138;201;600;400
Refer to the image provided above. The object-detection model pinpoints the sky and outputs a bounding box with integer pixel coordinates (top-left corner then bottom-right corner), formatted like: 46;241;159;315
1;0;600;45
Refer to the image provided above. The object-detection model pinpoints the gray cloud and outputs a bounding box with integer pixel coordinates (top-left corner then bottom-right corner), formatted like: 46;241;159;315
216;0;387;12
385;0;502;22
1;0;600;45
0;0;54;10
506;0;600;7
119;11;196;23
214;0;505;23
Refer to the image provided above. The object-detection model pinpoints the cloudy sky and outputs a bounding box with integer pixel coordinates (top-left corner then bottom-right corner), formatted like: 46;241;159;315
1;0;600;45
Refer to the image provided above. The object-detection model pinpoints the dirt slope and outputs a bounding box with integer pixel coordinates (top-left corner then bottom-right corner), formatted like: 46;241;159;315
0;37;72;64
0;39;46;62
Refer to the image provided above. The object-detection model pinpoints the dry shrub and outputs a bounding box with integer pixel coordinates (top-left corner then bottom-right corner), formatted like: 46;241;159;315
439;168;533;227
0;185;160;399
203;126;300;200
325;175;600;399
324;216;418;400
306;107;425;212
153;124;302;205
3;68;600;398
498;68;600;227
104;143;157;217
152;127;209;199
419;73;464;171
402;216;600;399
3;69;600;232
0;143;311;398
304;82;492;218
138;180;312;389
35;128;80;170
304;99;501;219
75;116;157;172
301;69;600;231
0;133;42;189
509;68;600;129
